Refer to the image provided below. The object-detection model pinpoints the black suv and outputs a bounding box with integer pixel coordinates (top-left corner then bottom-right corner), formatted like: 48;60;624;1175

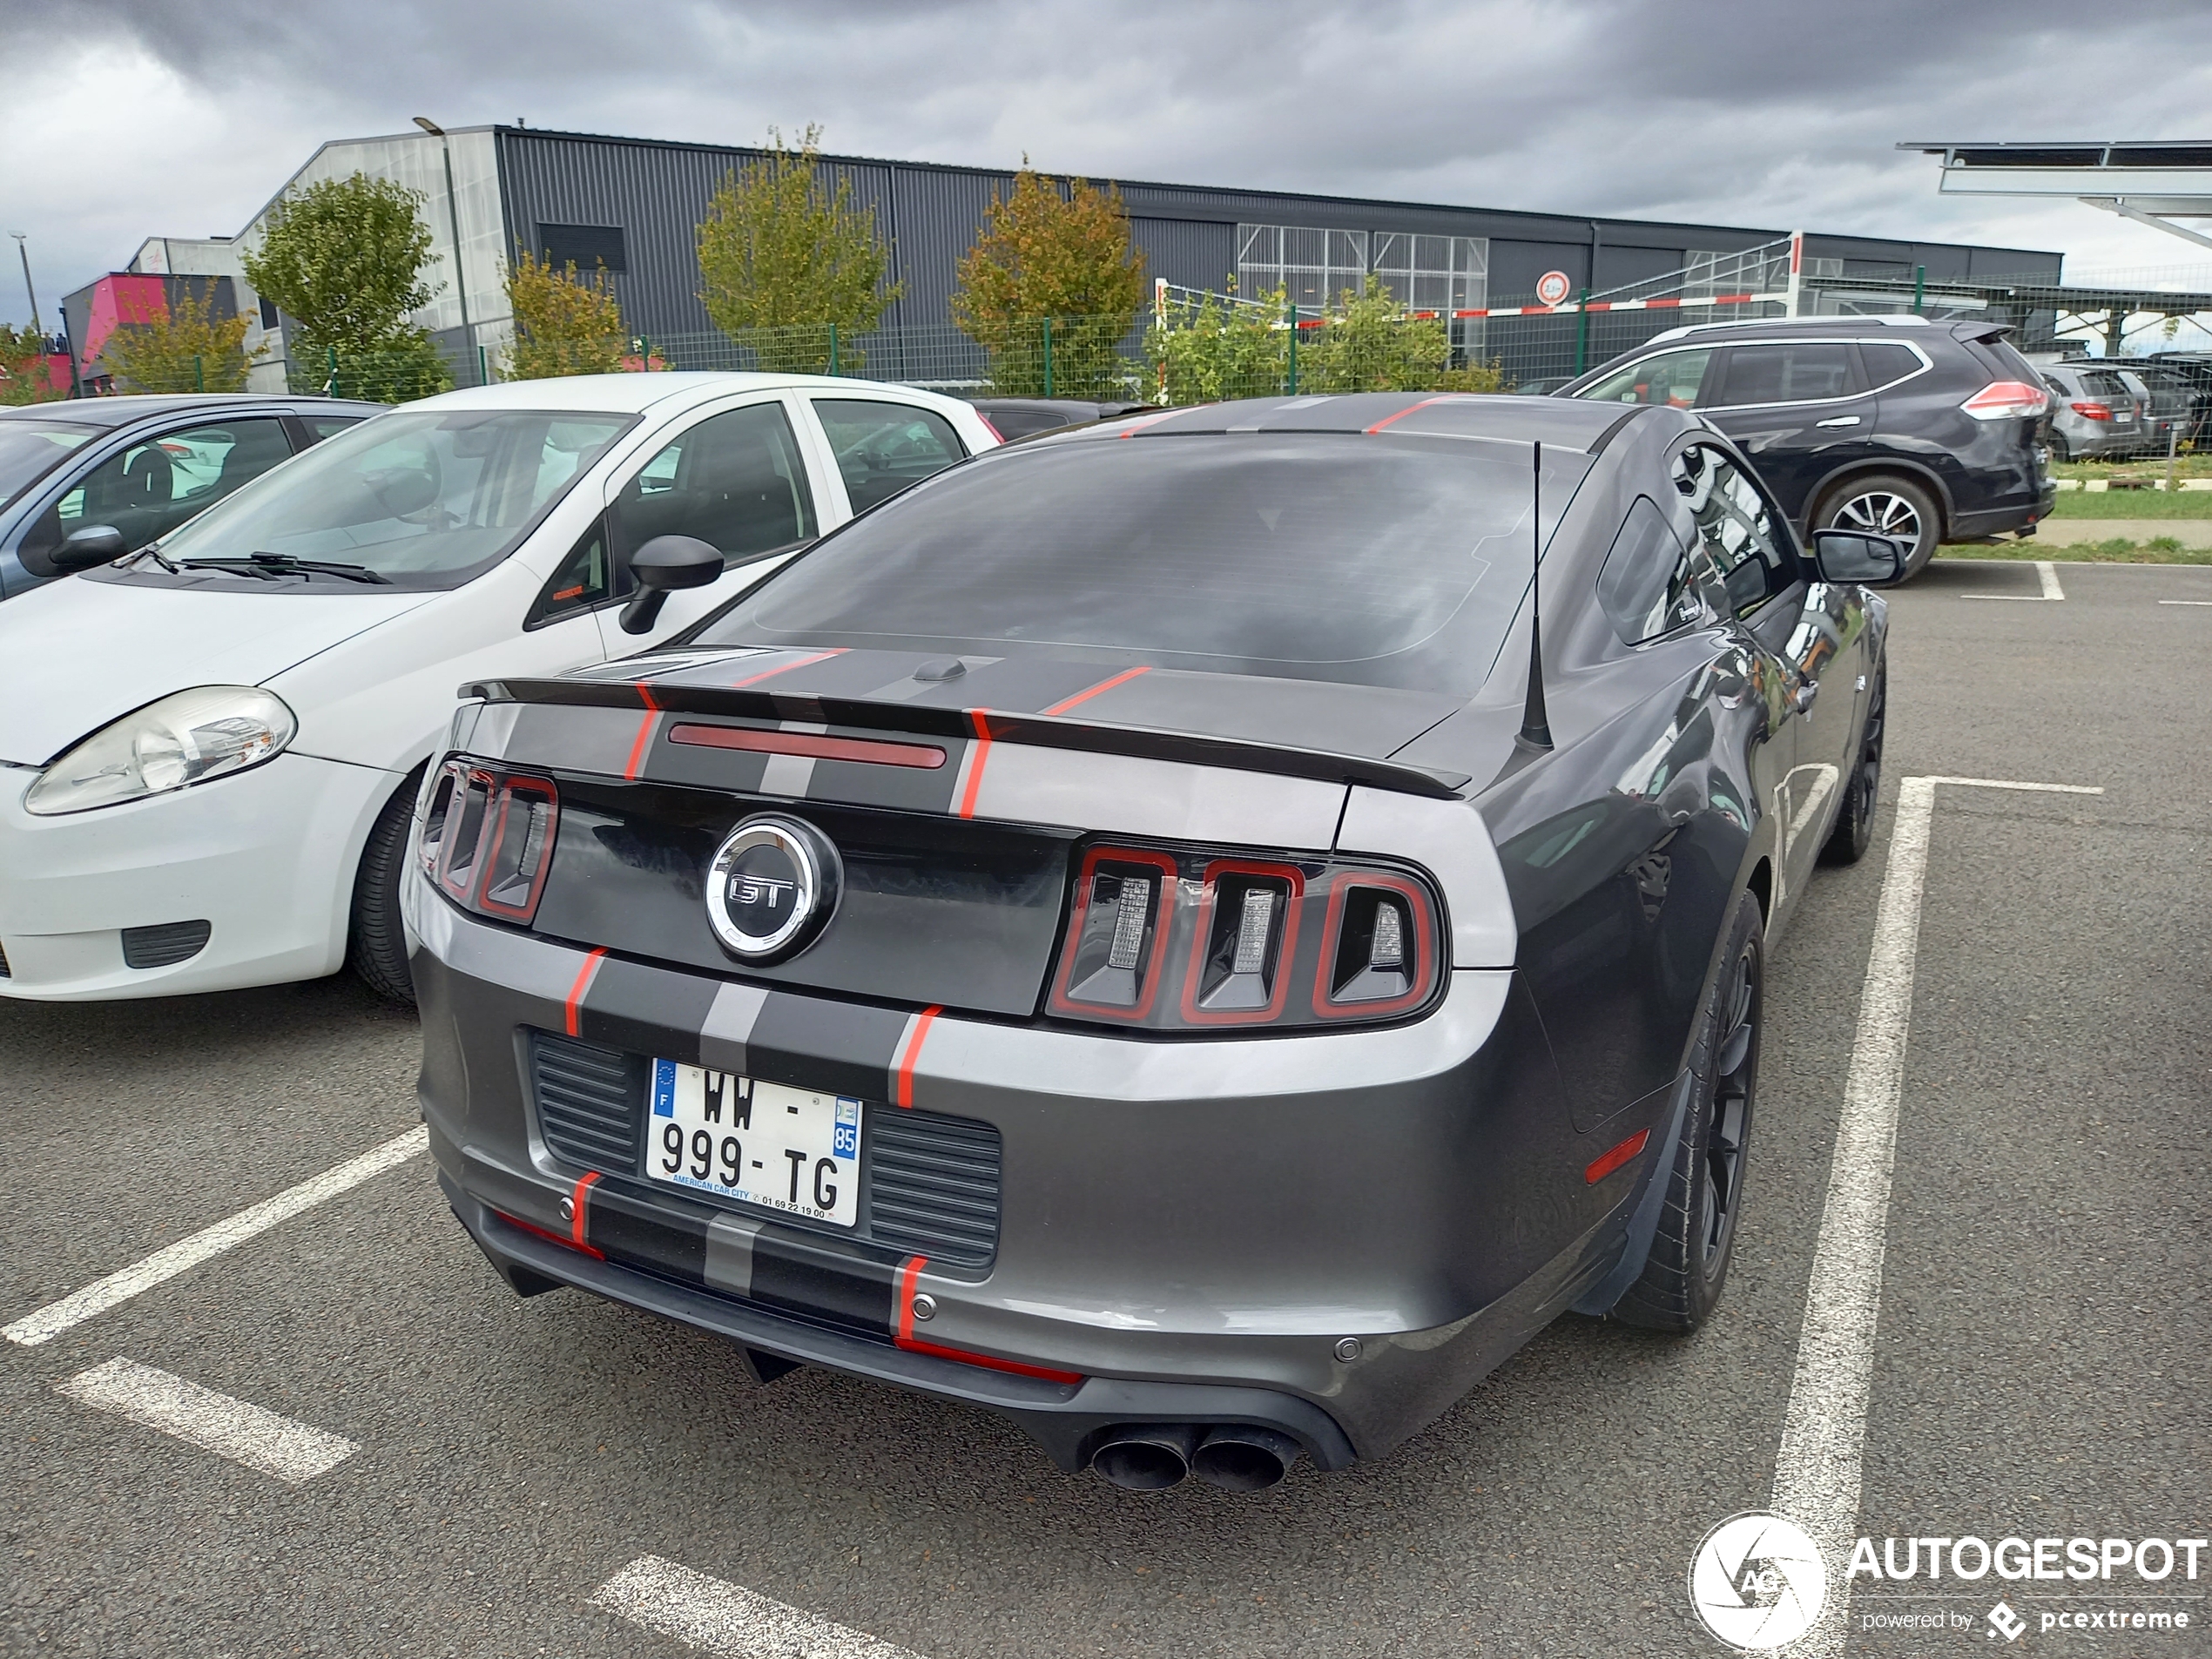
1556;316;2055;577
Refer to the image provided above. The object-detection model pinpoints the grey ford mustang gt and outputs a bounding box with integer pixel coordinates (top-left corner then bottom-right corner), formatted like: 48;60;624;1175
405;393;1899;1492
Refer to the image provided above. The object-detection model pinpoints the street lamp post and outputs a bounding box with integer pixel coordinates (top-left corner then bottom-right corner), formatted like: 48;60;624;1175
12;234;42;345
413;117;474;384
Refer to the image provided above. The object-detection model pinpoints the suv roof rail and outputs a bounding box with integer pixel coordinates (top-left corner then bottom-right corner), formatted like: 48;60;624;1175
1646;314;1934;346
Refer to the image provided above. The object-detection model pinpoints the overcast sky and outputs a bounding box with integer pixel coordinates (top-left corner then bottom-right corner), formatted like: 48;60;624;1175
6;0;2212;330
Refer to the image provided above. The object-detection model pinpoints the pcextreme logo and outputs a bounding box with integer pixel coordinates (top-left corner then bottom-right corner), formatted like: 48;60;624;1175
1689;1513;1827;1650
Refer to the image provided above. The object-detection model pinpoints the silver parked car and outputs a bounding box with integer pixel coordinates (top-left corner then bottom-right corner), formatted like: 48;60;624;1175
2040;362;2143;462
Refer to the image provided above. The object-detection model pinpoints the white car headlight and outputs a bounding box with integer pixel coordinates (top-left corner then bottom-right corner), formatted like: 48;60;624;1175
24;686;297;817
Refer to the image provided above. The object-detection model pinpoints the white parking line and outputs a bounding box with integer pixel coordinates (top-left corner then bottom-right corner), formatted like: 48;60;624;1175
2157;598;2212;605
591;1555;926;1658
3;1125;428;1347
57;1357;360;1485
1769;777;2103;1657
1960;560;2065;601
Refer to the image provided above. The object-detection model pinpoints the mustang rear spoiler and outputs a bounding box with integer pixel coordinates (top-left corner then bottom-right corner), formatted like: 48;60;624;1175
461;676;1473;800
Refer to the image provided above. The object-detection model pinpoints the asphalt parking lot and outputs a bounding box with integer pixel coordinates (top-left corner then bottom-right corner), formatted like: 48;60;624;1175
3;558;2206;1658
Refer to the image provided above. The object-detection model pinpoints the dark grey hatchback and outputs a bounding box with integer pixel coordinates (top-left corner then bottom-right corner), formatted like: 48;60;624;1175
1558;316;2055;576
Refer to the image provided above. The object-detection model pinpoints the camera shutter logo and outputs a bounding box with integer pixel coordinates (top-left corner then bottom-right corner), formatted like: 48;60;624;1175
1689;1513;1827;1650
705;815;841;962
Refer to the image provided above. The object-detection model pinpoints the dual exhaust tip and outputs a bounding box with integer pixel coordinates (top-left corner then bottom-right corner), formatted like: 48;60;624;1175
1089;1423;1301;1492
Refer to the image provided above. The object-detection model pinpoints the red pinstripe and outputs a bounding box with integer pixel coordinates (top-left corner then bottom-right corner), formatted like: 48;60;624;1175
563;948;607;1036
1041;665;1149;717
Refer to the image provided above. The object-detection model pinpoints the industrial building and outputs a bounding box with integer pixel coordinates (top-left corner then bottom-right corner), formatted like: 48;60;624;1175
83;123;2064;390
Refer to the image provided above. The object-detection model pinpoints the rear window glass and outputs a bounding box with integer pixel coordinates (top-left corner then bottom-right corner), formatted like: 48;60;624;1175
2083;371;2130;398
693;435;1593;696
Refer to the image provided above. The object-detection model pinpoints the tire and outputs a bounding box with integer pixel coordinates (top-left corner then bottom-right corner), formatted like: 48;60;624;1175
347;766;423;1007
1816;473;1942;579
1819;656;1885;866
1610;890;1763;1333
2047;433;2071;464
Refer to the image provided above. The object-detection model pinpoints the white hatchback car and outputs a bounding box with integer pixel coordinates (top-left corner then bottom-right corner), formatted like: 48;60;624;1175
0;373;997;1002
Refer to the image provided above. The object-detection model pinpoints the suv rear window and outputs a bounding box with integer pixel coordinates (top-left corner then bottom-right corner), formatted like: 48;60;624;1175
696;435;1595;696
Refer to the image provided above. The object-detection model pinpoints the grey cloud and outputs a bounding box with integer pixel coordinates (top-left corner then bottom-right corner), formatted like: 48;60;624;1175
5;0;2211;327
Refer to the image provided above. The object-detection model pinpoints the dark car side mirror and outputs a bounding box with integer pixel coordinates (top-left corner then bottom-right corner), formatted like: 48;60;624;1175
51;524;130;572
1810;529;1907;586
618;534;725;634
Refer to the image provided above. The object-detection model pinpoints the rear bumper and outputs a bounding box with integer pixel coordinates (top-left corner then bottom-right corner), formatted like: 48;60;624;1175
413;892;1667;1469
442;1170;1359;1472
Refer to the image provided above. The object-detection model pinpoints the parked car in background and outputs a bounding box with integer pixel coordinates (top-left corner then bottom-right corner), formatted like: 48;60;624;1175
2113;362;2192;455
968;397;1152;441
0;394;381;600
2040;361;2145;462
2144;351;2212;446
1557;315;2054;577
0;374;996;1004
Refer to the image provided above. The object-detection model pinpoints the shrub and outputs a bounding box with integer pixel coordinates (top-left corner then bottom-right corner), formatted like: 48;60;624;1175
953;168;1146;398
504;251;628;379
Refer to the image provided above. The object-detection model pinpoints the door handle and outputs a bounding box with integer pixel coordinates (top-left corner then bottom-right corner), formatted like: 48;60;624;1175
1793;682;1818;715
1814;415;1861;428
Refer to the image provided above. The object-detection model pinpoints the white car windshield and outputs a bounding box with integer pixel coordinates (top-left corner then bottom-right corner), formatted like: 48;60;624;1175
146;409;634;589
0;420;98;509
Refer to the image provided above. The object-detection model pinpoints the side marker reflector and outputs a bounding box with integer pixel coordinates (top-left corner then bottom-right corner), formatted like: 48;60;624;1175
1585;1128;1651;1186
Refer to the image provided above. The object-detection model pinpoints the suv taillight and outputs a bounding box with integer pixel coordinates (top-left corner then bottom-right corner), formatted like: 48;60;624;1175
1961;380;2050;420
1048;841;1441;1031
422;758;561;925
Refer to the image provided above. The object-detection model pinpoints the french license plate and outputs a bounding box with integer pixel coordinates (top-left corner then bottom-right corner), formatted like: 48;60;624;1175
647;1060;862;1227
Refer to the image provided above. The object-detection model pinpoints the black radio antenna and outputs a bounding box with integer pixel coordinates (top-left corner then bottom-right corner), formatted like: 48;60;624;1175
1517;438;1554;751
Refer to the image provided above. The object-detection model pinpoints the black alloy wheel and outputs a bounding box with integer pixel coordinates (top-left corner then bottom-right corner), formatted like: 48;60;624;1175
1820;658;1885;866
1695;941;1760;1282
1612;889;1764;1332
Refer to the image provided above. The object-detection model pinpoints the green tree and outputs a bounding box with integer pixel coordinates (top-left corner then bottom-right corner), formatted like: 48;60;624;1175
100;282;262;393
503;251;629;379
0;323;67;405
1299;273;1452;392
952;167;1146;398
1143;283;1287;404
243;171;451;401
695;125;901;374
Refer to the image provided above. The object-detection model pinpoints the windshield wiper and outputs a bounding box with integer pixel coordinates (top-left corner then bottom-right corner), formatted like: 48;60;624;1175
176;553;392;585
118;545;182;574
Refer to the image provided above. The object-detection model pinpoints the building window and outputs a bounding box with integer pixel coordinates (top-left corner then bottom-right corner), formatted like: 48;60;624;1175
259;295;280;330
536;223;628;274
1238;224;1488;354
1684;246;1792;297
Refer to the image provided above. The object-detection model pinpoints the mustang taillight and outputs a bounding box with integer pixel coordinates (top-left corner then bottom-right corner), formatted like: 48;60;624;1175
1049;841;1440;1031
423;759;561;925
1961;380;2051;421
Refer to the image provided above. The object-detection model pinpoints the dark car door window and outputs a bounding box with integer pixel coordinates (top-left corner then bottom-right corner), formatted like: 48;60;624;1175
1577;348;1714;408
33;416;294;556
1710;343;1860;408
606;401;817;584
1674;446;1794;618
1858;341;1923;390
811;399;968;512
1596;495;1707;644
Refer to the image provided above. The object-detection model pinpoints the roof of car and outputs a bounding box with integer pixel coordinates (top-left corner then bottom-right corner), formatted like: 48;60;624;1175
1062;392;1641;451
411;372;972;418
0;392;381;429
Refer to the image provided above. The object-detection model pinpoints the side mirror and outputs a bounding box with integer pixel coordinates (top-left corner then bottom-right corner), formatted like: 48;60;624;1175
51;524;130;572
368;465;441;518
618;534;725;635
1810;528;1907;586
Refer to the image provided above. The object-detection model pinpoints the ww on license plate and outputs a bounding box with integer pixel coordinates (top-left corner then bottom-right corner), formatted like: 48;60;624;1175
647;1060;861;1227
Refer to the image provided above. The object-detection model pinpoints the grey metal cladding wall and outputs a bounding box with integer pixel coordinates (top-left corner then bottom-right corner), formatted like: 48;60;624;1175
880;165;1008;332
496;129;900;340
1131;218;1239;293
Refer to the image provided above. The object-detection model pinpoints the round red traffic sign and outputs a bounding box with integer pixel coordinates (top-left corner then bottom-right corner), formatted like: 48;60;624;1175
1535;270;1573;307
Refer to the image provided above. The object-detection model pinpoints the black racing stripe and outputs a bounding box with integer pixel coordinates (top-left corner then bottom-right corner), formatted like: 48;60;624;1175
1065;669;1460;759
502;704;651;778
900;656;1118;714
800;741;969;813
751;1230;896;1332
579;956;719;1066
745;989;909;1102
586;1182;710;1283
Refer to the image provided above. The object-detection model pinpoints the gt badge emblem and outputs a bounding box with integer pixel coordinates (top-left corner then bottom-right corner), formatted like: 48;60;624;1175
705;815;841;962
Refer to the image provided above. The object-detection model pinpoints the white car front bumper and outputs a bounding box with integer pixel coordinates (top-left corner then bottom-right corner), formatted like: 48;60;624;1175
0;752;401;1001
